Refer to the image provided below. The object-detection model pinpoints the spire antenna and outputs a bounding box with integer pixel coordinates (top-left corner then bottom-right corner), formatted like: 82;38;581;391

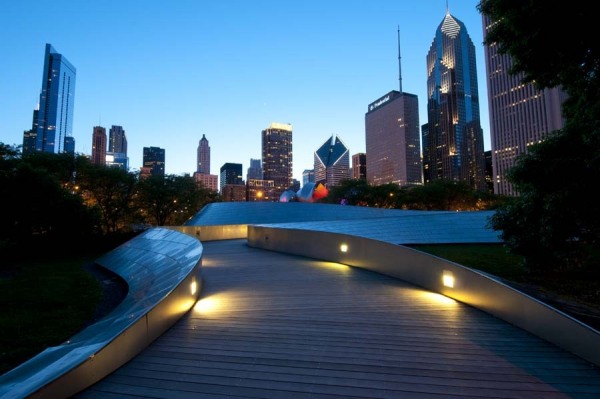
397;25;403;93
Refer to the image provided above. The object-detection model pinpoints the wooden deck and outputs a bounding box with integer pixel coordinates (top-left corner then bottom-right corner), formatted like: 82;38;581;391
76;239;600;399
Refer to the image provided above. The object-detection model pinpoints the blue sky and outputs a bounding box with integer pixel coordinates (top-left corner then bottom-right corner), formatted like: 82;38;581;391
1;0;488;182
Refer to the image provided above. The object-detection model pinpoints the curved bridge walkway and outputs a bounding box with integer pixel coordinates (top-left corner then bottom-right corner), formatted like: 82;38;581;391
77;239;600;399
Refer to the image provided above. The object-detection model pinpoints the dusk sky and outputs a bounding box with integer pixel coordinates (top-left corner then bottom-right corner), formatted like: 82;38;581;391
1;0;489;182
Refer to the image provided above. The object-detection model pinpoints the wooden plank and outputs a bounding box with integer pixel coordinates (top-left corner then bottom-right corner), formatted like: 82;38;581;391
76;239;600;399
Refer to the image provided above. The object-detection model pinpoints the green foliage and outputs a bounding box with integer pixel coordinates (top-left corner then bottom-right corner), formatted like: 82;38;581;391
77;162;137;233
479;0;600;274
134;174;219;226
0;257;101;375
0;157;100;254
326;179;503;211
0;149;222;257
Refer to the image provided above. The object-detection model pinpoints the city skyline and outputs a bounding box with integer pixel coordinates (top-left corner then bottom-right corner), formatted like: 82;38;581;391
1;1;490;183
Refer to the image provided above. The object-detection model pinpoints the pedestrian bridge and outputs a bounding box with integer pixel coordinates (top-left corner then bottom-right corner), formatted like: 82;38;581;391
2;203;600;398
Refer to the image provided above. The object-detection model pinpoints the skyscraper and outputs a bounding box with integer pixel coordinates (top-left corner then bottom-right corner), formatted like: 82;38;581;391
314;134;350;187
220;162;245;200
109;125;127;154
91;126;107;166
22;108;39;156
35;43;76;154
219;162;243;192
424;10;486;191
366;91;421;186
197;134;210;174
365;29;422;187
142;146;165;177
247;158;262;181
482;15;566;196
262;122;293;201
352;153;367;180
302;169;315;186
107;125;128;170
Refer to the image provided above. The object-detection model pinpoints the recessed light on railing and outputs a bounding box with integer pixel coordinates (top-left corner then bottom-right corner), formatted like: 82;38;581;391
340;243;348;253
443;270;455;288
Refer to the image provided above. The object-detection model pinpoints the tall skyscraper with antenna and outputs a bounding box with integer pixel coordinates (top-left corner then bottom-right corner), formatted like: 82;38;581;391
365;27;422;187
423;8;486;191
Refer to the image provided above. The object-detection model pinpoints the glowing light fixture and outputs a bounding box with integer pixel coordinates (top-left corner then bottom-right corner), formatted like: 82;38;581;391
340;243;348;253
442;270;455;288
190;280;198;296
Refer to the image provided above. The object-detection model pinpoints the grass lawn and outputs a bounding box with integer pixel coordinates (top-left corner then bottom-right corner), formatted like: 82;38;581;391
0;257;101;375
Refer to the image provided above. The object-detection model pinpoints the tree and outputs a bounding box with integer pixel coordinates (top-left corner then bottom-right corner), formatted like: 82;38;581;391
77;163;137;233
134;174;219;226
403;180;482;211
478;0;600;273
0;157;99;255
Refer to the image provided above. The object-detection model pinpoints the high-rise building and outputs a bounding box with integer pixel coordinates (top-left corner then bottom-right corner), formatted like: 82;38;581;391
108;125;128;170
142;146;165;178
262;122;293;200
193;172;219;192
106;152;128;170
352;153;367;180
247;158;262;181
482;15;566;196
35;43;76;154
197;134;210;174
222;184;247;202
220;162;245;201
22;108;39;156
314;134;350;187
219;162;243;192
91;126;107;166
365;29;422;188
247;179;275;202
366;91;422;186
109;125;127;153
424;10;486;191
64;136;75;154
302;169;315;186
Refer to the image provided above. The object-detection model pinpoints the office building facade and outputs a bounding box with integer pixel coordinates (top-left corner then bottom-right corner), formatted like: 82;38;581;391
194;172;219;192
424;11;486;191
247;158;262;181
197;134;210;174
142;146;165;177
247;179;275;202
365;91;422;186
91;126;107;166
482;15;566;196
35;43;76;154
302;169;315;186
314;134;350;187
352;153;367;180
262;122;293;200
108;125;128;169
219;162;243;193
22;108;39;156
109;125;127;153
